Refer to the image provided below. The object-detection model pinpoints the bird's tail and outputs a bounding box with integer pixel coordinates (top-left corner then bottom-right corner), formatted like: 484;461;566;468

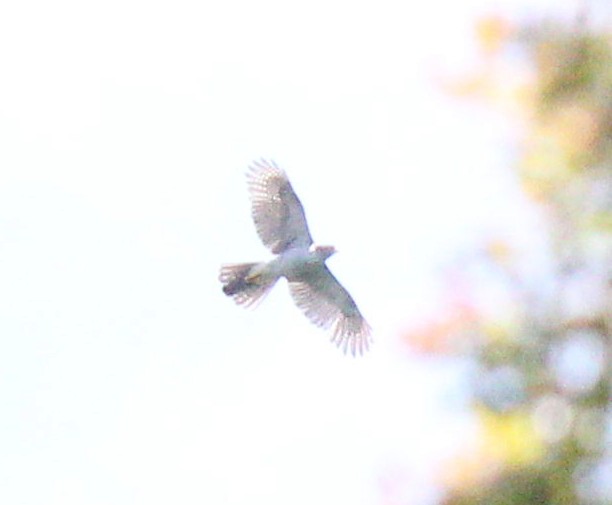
219;262;277;308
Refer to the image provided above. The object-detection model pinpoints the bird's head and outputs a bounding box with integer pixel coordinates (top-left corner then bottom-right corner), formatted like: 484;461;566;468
310;244;337;260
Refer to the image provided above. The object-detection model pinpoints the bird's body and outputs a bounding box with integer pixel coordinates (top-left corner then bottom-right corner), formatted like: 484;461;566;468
271;246;332;281
219;159;371;355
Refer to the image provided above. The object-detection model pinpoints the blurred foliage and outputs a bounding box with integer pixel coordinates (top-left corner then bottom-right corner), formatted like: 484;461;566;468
403;10;611;505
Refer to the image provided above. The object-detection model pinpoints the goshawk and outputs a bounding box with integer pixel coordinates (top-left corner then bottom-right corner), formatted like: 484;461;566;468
219;159;371;355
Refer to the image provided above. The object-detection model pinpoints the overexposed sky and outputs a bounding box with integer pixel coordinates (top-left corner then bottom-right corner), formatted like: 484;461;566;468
0;0;571;504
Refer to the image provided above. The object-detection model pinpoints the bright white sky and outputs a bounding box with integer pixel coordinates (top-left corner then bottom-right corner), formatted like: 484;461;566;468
0;0;578;504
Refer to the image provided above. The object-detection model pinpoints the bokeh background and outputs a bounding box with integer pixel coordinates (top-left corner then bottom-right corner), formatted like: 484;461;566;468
1;0;610;504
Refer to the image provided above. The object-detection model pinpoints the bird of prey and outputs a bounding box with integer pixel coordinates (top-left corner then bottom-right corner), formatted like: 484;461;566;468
220;159;371;355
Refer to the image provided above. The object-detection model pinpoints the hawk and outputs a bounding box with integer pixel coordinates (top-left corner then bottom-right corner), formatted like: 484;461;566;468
220;159;371;355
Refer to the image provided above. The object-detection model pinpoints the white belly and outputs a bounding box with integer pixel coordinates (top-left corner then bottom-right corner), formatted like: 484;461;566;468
270;248;321;281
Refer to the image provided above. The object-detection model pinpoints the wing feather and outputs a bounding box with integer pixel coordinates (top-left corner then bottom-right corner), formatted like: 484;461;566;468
288;266;371;356
247;159;313;254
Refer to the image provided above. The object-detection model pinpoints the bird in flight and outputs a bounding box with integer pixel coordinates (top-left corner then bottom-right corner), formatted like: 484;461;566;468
220;159;371;355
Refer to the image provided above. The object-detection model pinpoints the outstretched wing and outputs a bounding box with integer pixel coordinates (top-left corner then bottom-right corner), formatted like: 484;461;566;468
288;265;371;356
247;159;313;254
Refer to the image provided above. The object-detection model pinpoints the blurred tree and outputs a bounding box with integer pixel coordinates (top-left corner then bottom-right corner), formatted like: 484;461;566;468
403;10;611;505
